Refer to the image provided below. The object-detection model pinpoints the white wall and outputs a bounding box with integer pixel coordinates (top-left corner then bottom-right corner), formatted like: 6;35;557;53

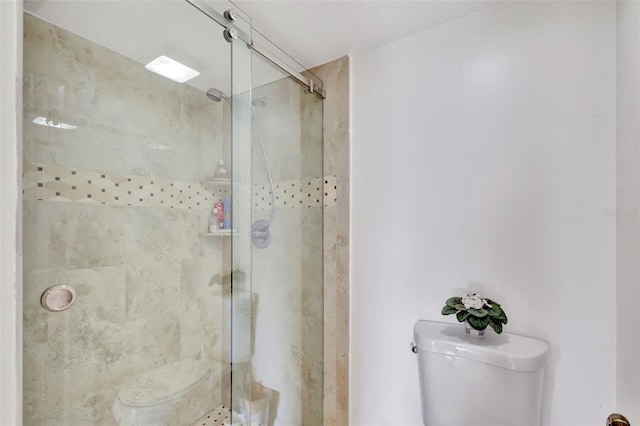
616;1;640;423
351;2;616;425
0;1;22;425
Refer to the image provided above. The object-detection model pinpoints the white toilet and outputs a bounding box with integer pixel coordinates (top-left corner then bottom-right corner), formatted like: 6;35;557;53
413;320;548;426
112;358;227;426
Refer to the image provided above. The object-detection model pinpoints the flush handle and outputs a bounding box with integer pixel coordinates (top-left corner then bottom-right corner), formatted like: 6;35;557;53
410;342;418;354
607;414;630;426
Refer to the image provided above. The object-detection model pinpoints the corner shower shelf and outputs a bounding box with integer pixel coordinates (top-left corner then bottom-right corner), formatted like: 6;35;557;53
200;229;236;237
200;178;231;186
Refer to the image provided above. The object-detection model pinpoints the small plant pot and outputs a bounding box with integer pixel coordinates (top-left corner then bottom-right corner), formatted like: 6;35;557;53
464;321;485;337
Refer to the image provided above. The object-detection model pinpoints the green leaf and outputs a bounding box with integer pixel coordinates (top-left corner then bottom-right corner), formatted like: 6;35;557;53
491;312;507;324
489;319;503;334
485;298;501;307
487;304;503;318
456;311;471;322
453;304;466;311
467;315;490;330
441;305;458;315
485;303;508;324
467;308;488;318
446;297;462;308
490;309;507;324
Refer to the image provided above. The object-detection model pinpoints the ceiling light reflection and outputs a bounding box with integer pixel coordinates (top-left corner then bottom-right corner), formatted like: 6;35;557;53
32;116;77;130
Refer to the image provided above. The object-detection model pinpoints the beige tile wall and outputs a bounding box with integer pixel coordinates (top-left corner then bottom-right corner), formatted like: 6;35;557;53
312;56;350;426
22;13;227;425
23;11;349;426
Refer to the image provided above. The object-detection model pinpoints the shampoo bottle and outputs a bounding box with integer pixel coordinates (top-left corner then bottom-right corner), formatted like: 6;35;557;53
209;208;217;233
223;198;232;229
215;202;224;227
215;160;227;178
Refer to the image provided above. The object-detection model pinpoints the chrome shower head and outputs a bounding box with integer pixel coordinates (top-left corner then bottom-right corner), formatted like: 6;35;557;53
206;88;269;107
206;88;227;102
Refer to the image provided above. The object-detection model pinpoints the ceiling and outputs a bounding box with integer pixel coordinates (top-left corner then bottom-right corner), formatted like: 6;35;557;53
24;0;502;93
233;0;503;70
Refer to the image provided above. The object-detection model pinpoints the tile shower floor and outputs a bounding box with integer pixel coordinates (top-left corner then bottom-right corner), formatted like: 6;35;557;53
194;405;231;425
193;405;252;426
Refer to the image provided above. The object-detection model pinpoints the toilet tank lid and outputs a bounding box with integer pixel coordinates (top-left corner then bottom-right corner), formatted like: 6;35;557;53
413;320;548;372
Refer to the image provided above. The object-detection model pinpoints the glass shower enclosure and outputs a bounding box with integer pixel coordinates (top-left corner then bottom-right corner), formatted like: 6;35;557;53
21;1;324;424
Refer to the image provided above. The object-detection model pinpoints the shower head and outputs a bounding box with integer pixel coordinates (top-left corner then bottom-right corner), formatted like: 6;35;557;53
206;88;227;102
206;88;269;107
252;96;269;107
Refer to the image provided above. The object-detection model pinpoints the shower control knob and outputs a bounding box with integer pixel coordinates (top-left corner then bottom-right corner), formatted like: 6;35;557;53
223;27;239;42
251;220;272;249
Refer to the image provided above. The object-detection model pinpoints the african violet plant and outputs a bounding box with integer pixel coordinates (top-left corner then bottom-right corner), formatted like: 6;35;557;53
441;293;508;334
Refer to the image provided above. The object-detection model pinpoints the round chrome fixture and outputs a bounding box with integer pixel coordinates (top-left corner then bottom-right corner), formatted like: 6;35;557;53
41;284;77;312
251;219;272;249
224;9;238;22
223;27;238;42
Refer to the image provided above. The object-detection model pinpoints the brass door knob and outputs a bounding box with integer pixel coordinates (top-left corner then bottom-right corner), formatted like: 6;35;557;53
607;413;630;426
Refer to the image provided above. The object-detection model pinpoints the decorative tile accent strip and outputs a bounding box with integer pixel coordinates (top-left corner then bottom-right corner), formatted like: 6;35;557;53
23;162;227;210
324;175;338;207
252;176;336;210
23;162;337;210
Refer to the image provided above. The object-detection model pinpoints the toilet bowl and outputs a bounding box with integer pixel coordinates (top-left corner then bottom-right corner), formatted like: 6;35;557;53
112;358;226;426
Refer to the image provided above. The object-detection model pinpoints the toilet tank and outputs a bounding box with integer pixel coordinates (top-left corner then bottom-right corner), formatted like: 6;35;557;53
413;320;548;426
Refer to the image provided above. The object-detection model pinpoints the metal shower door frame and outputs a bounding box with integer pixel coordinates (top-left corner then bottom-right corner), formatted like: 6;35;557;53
185;0;326;99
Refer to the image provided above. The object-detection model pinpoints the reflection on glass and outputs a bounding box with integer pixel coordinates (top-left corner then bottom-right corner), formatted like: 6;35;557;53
22;2;233;424
32;116;77;130
22;1;324;425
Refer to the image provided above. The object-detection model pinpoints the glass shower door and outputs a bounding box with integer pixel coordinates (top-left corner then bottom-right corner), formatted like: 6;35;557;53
22;1;239;424
22;0;324;423
236;51;325;426
227;9;255;423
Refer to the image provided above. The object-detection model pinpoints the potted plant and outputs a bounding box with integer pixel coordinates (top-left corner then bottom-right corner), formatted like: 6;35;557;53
441;293;508;335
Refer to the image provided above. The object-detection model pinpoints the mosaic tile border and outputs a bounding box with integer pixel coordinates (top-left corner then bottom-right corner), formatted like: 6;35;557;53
251;176;337;209
23;162;337;210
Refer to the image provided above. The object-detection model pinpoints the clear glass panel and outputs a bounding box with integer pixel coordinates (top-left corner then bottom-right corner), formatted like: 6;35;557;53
22;0;323;424
22;1;237;424
244;53;324;426
229;19;254;425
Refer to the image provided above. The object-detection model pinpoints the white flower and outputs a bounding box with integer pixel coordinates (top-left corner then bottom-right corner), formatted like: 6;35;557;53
461;293;489;310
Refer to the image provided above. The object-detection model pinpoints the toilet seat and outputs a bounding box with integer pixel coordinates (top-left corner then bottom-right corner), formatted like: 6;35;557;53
117;359;210;407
